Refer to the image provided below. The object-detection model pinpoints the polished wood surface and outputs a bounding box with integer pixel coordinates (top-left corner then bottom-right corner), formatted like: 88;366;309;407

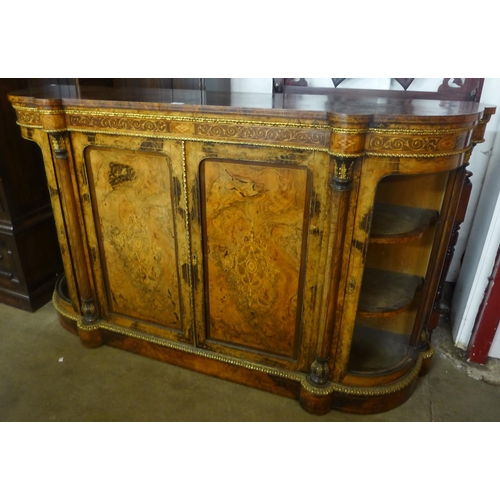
8;85;493;414
201;159;310;358
8;84;484;117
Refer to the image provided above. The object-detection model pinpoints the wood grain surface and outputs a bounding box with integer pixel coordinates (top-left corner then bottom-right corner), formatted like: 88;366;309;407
201;159;310;358
86;147;183;329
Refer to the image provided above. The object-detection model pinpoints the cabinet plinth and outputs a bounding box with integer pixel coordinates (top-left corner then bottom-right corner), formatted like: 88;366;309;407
8;86;493;414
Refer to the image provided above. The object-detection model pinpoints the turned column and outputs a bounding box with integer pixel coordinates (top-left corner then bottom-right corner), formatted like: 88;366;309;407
300;116;369;414
39;103;102;346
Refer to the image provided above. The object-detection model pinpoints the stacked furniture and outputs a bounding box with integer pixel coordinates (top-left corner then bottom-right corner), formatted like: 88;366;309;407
0;79;62;311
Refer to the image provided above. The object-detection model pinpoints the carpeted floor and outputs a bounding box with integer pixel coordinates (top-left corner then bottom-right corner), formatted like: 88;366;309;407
1;300;499;421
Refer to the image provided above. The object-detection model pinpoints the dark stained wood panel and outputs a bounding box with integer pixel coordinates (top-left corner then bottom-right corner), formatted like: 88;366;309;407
0;78;63;311
86;147;182;330
201;159;311;358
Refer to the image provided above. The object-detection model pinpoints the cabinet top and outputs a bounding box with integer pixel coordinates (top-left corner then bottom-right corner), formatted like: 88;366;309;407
8;85;495;161
8;84;489;125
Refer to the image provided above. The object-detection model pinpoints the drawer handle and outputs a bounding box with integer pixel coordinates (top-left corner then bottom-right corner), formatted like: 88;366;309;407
0;269;14;279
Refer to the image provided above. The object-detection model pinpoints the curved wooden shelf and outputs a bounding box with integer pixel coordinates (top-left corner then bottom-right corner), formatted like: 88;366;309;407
369;204;438;244
357;268;423;318
347;325;411;372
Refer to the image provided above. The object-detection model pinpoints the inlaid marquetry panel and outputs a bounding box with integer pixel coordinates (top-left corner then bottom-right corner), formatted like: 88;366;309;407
201;159;311;358
69;113;172;134
85;147;183;330
194;123;328;147
365;130;470;157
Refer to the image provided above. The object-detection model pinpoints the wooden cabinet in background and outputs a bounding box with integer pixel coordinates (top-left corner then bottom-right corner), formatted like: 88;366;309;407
0;79;63;311
8;85;494;413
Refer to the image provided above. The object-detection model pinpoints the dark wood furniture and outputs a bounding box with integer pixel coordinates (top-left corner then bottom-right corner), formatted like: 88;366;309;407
0;79;62;311
8;84;494;414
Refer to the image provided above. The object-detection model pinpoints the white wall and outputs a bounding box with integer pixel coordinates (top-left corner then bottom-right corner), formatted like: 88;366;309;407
230;78;272;93
451;79;500;354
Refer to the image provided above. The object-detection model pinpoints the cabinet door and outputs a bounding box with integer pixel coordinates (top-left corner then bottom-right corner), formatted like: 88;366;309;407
187;142;331;371
73;134;193;342
335;155;461;383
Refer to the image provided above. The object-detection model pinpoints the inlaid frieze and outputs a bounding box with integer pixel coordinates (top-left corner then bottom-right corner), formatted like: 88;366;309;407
194;123;329;147
366;130;470;156
68;113;172;133
13;107;41;126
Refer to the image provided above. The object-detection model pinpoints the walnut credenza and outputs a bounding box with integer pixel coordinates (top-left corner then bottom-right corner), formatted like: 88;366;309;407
9;86;494;414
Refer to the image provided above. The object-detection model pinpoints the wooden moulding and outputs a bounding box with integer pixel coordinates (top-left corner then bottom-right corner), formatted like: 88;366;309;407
369;204;438;244
357;268;423;318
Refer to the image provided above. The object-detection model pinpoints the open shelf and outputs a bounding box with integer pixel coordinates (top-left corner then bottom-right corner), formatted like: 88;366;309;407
347;325;411;372
358;268;423;318
370;204;438;244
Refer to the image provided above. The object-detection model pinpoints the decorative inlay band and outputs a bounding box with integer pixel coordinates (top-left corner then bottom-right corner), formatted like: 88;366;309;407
366;126;474;136
365;147;471;158
15;108;42;126
181;141;196;344
68;114;172;133
194;123;328;146
367;134;466;152
12;106;331;129
13;105;476;160
63;108;333;130
18;121;471;160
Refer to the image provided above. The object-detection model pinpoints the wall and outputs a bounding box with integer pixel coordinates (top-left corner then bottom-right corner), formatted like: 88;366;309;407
230;79;272;94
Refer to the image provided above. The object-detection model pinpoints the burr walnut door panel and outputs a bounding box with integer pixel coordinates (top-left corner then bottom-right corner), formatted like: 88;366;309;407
197;158;314;365
83;145;189;340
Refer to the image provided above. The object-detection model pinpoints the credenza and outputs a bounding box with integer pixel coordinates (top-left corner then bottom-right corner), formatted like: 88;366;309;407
8;85;495;414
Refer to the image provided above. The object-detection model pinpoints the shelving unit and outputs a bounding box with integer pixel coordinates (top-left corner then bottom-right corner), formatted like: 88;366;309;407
348;172;446;374
369;204;438;244
357;268;423;317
